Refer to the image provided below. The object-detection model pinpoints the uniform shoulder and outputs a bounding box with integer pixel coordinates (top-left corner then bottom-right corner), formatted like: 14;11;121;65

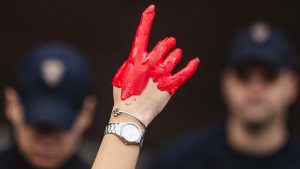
289;141;300;156
166;125;223;153
67;155;91;169
148;125;224;169
0;147;20;169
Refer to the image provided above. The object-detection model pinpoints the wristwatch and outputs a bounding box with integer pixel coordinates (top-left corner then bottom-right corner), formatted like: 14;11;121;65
104;122;144;146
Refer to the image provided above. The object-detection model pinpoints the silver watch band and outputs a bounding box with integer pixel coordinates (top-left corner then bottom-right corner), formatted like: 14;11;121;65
104;123;120;135
104;122;144;147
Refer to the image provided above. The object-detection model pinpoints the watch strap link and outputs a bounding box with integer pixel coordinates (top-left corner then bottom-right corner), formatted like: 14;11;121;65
104;123;119;135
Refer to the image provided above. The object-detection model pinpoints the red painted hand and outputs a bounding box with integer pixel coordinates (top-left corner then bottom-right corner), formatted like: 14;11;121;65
112;5;200;100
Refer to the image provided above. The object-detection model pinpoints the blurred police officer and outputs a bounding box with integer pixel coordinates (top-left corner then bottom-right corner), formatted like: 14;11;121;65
0;43;97;169
149;22;300;169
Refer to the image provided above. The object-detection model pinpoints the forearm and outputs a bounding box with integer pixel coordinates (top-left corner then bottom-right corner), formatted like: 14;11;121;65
92;115;144;169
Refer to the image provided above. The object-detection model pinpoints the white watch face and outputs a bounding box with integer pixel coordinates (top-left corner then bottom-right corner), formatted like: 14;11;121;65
121;123;141;142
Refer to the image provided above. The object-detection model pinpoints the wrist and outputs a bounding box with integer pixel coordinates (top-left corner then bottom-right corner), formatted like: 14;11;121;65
109;114;146;131
106;116;145;147
112;105;156;127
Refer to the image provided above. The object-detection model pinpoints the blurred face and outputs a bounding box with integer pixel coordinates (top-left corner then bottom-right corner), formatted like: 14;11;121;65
4;88;96;169
222;65;298;126
15;124;81;169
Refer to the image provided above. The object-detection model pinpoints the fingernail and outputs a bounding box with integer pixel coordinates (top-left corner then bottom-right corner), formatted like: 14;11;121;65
144;4;155;14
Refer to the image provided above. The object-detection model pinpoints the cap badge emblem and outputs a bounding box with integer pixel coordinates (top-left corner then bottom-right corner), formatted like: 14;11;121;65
250;22;270;44
41;59;65;87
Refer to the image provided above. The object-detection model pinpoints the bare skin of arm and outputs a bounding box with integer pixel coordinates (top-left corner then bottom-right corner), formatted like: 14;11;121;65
92;4;199;169
92;81;171;169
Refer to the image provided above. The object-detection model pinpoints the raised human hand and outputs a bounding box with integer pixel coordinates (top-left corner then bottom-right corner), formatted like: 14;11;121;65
112;5;200;101
92;5;200;169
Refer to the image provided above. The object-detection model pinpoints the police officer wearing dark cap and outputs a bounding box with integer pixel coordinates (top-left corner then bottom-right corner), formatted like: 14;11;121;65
148;22;300;169
0;43;97;169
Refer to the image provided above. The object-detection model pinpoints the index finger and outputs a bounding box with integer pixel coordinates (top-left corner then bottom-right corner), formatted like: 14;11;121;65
130;5;155;57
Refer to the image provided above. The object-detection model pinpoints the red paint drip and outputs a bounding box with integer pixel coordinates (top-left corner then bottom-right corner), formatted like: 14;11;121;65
112;5;200;100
